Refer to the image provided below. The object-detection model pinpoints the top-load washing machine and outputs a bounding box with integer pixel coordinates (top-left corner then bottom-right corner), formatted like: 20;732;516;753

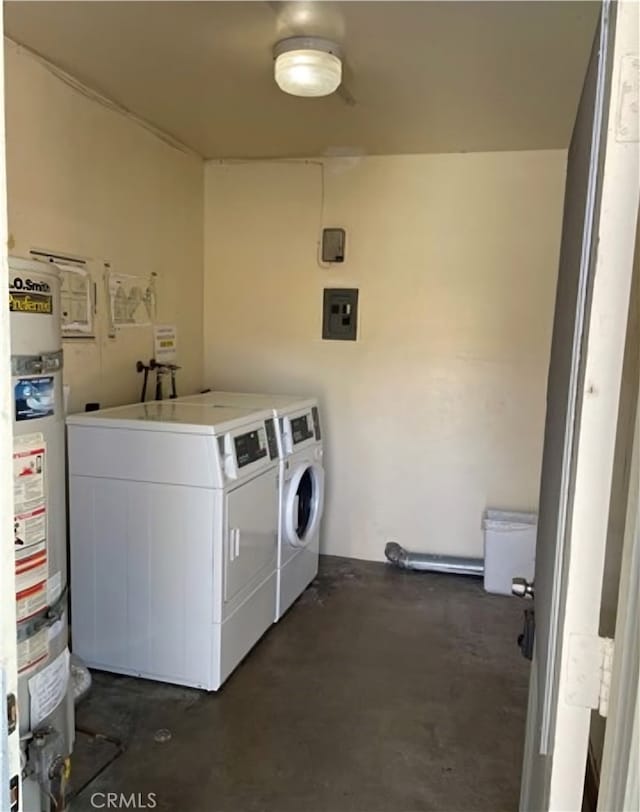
66;401;280;690
178;392;324;620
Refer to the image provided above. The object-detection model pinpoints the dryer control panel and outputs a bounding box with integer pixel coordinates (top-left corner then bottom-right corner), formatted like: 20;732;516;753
219;416;277;483
234;427;267;468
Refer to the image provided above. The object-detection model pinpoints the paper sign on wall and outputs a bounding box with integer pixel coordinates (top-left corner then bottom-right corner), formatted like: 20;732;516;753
58;262;93;336
153;324;177;363
108;271;155;327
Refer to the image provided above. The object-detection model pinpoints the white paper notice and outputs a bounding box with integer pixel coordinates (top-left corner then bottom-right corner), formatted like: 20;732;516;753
108;272;154;327
153;324;177;363
58;263;93;335
29;647;70;727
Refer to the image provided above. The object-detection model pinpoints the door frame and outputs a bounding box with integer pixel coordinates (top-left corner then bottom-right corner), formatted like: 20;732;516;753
598;372;640;810
520;0;640;808
0;17;21;812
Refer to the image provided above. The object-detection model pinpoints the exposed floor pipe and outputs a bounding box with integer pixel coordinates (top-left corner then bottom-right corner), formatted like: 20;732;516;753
384;542;484;577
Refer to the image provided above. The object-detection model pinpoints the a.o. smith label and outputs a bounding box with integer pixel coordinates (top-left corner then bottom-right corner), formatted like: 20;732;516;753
9;277;53;315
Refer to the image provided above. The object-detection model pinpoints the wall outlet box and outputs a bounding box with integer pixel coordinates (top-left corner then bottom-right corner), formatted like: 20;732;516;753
322;228;346;263
322;288;358;341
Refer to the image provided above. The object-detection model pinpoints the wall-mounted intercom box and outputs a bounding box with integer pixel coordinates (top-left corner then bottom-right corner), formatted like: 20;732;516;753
322;228;346;263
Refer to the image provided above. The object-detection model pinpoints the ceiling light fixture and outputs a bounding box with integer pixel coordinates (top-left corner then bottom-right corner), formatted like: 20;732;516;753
274;37;342;98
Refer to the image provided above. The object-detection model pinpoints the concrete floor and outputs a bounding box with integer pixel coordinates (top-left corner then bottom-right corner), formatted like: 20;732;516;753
70;556;530;812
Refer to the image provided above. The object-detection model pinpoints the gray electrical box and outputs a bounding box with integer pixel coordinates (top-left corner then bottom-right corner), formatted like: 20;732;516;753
322;228;346;263
322;288;358;341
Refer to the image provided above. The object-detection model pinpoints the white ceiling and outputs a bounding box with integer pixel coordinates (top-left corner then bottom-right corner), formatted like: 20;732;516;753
4;1;599;159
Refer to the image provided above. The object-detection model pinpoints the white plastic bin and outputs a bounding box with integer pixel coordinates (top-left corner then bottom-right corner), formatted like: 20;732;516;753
482;509;537;596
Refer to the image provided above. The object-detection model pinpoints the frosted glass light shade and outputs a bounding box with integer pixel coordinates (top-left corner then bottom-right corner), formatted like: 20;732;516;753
274;38;342;97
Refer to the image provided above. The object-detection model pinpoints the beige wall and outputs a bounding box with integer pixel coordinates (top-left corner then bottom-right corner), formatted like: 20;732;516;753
203;151;567;561
5;36;567;562
5;40;204;413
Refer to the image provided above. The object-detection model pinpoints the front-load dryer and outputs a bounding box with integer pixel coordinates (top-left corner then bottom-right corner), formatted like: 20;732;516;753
178;391;324;620
66;401;280;690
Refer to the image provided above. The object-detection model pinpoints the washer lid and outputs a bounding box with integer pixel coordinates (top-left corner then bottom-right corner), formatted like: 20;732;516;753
178;390;318;416
66;401;272;434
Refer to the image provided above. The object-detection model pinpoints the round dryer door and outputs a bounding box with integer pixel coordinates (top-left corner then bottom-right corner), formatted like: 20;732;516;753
284;462;325;548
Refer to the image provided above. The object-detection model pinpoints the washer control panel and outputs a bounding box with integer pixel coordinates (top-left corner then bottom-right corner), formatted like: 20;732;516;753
291;414;314;445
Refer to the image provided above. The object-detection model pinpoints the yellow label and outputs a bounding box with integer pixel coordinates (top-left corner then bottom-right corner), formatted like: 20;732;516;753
9;292;53;315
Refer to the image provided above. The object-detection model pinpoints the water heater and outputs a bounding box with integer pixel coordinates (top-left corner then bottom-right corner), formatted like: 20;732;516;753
9;257;74;811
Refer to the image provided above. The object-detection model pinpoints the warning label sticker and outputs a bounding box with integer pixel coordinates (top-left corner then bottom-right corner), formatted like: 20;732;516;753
14;507;46;549
14;434;48;618
18;628;49;674
16;582;48;623
15;376;55;422
16;546;48;595
14;433;47;547
13;437;45;503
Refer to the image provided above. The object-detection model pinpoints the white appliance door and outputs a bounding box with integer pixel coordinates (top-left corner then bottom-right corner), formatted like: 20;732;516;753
224;469;278;605
284;462;325;548
520;2;639;809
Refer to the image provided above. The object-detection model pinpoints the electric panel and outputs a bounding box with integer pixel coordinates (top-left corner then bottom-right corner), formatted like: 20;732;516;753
322;288;358;341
